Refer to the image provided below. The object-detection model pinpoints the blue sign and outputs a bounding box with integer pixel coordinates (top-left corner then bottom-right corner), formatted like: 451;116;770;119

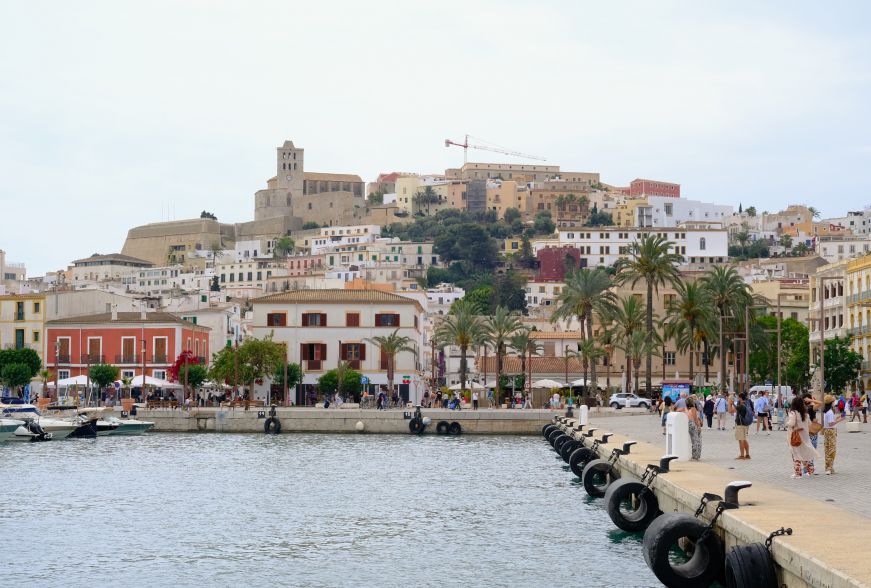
662;383;691;401
360;376;369;385
23;384;30;403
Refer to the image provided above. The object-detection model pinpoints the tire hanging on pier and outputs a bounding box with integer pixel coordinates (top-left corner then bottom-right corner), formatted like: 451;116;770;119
448;421;462;436
436;421;450;435
409;417;425;435
548;429;563;445
263;417;281;434
643;513;724;588
604;479;660;532
560;439;580;463
580;458;621;498
569;446;597;478
542;424;555;437
724;543;778;588
553;434;570;453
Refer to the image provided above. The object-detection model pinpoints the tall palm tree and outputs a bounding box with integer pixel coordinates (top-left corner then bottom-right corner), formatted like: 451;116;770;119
509;328;541;403
605;295;646;394
700;266;753;394
779;234;793;250
808;206;821;220
435;300;485;394
570;339;605;396
483;306;523;406
733;229;751;257
615;235;682;396
365;329;416;398
551;268;615;391
665;281;715;382
618;330;659;395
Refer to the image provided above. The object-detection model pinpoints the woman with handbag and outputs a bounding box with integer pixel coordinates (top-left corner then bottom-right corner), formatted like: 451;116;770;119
787;396;819;478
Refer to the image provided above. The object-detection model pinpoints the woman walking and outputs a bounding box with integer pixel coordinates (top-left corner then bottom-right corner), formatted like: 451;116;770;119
823;394;845;475
660;395;673;435
686;395;703;460
786;396;818;478
715;392;728;430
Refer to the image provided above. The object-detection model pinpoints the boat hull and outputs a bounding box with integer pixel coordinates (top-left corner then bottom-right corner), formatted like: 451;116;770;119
109;421;155;435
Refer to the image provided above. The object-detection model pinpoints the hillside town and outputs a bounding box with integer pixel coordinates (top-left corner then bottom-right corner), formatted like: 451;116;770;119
0;137;865;406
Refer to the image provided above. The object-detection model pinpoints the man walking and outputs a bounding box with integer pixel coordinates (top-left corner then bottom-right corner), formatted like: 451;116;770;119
715;392;728;430
732;391;753;460
754;391;771;434
472;390;479;410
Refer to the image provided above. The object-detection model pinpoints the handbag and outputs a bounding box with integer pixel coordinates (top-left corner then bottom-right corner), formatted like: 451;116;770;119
790;429;802;447
809;421;823;435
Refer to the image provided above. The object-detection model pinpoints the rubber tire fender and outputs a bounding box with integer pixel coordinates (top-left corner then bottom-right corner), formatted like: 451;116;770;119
543;424;557;439
725;543;778;588
542;424;555;437
553;434;570;453
436;420;450;435
569;446;597;478
604;478;660;533
560;439;580;462
409;418;424;434
643;512;724;588
547;429;563;445
263;417;281;434
581;458;621;498
447;421;462;436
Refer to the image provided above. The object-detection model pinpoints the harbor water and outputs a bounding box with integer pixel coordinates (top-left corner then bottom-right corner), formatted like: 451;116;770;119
1;434;660;587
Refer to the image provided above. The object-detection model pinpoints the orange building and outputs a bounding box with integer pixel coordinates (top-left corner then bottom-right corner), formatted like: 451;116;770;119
45;311;210;381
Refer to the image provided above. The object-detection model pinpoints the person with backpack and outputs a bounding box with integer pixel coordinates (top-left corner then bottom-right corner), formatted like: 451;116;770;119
731;391;754;460
702;395;715;429
715;392;728;430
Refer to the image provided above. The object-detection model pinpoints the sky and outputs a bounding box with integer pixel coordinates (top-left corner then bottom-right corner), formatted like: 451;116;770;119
2;1;871;275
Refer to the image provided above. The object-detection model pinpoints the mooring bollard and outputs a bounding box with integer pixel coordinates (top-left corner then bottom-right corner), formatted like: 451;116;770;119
665;412;691;461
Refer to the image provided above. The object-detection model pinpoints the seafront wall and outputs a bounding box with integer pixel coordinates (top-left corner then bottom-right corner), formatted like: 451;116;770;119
554;416;871;588
139;406;584;434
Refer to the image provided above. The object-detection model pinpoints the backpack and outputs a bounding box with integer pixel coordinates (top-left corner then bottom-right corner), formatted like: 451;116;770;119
742;400;755;426
838;398;846;411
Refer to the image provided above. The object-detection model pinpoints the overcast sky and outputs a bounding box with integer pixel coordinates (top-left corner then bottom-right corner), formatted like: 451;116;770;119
2;1;870;275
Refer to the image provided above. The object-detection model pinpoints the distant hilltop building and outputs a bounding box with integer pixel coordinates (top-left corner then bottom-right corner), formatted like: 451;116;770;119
629;178;681;198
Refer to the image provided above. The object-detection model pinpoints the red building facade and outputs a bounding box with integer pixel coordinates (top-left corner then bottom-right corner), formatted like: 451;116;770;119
629;178;680;198
537;246;585;281
45;312;210;381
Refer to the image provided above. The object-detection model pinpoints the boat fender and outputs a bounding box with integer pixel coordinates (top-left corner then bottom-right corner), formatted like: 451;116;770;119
604;478;660;532
569;446;597;478
643;513;724;588
724;543;778;588
436;420;450;435
447;421;462;435
409;417;425;435
553;434;570;453
581;458;621;498
547;429;563;445
559;439;580;462
263;417;281;434
542;423;554;436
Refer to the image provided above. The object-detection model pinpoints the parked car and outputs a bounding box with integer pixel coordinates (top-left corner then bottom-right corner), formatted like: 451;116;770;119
608;393;650;409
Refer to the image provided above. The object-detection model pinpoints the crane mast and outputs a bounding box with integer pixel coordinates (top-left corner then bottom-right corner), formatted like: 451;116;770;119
444;134;546;164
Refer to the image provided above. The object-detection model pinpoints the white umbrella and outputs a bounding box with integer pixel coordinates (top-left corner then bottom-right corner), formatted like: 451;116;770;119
46;375;91;387
532;378;567;389
569;377;588;387
448;381;485;390
129;375;183;389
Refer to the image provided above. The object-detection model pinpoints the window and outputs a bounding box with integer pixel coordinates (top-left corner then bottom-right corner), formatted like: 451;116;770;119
375;313;399;327
14;329;25;349
33;302;40;313
302;313;327;327
32;331;39;343
664;203;673;215
346;313;360;327
300;343;327;370
15;301;24;321
58;369;70;379
153;370;167;380
340;343;366;368
664;352;676;365
699;237;706;251
266;312;287;327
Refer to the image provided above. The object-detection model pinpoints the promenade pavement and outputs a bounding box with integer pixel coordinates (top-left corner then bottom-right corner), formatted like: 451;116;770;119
596;408;871;518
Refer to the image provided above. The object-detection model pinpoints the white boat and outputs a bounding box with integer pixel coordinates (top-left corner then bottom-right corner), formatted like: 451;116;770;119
1;401;76;439
103;416;155;435
10;420;53;442
77;408;120;436
0;418;24;442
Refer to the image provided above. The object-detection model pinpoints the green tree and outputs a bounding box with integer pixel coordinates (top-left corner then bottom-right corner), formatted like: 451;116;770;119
504;208;521;224
273;236;295;257
436;299;485;392
615;235;683;396
569;339;605;396
434;223;499;270
1;363;32;391
89;364;120;390
272;361;303;390
618;330;660;394
200;210;217;220
533;211;555;235
749;316;809;390
208;346;253;391
365;329;416;398
700;266;754;394
462;287;493;314
509;328;542;401
237;335;287;392
483;306;523;404
368;191;385;205
745;206;757;217
732;229;751;257
318;365;363;397
822;336;862;393
808;207;821;219
180;363;209;390
0;348;41;379
664;281;715;382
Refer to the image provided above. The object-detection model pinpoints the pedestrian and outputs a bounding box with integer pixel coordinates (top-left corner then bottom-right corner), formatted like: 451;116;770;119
715;392;728;430
472;390;479;410
523;392;532;409
787;396;819;478
674;392;687;411
595;391;602;413
731;391;753;460
823;394;845;475
861;389;868;424
850;391;862;422
703;394;715;429
660;395;673;435
686;395;703;460
487;388;494;408
754;391;771;433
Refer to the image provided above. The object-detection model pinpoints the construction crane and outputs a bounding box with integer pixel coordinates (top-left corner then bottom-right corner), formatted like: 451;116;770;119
444;134;546;164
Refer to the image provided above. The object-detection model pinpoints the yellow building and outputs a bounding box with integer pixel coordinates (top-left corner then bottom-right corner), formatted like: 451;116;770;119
613;197;648;227
846;254;871;388
0;293;47;364
486;181;529;219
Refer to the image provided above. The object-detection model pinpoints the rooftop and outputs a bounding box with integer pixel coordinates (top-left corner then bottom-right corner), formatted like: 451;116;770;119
72;253;154;266
46;312;210;330
253;288;421;307
304;172;363;183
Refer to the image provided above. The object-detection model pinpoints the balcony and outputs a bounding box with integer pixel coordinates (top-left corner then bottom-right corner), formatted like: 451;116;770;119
152;354;168;364
83;354;105;364
306;360;322;371
115;354;139;364
56;354;71;364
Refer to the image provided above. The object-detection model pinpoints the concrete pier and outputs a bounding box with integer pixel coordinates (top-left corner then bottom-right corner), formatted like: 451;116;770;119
556;416;871;587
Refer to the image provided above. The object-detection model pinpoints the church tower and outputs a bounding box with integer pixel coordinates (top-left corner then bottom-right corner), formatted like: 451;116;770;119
254;139;304;221
277;140;304;195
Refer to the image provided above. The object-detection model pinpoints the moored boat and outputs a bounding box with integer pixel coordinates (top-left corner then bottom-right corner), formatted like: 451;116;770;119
103;415;155;435
0;418;24;442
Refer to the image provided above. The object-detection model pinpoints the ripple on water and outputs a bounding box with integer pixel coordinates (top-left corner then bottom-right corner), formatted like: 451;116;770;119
0;434;660;587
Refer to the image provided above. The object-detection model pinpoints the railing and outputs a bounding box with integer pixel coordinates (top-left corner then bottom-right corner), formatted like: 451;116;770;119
115;354;139;364
83;354;105;364
56;354;71;364
152;354;168;364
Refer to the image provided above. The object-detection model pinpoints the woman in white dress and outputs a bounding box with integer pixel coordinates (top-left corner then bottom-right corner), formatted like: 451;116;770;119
787;396;819;478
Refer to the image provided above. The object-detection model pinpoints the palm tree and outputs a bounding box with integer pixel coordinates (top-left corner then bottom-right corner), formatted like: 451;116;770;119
365;329;416;399
551;268;615;391
483;306;523;406
273;236;295;258
435;300;485;394
779;234;793;250
808;206;821;220
38;369;51;400
700;266;753;394
509;328;541;404
615;234;683;396
607;295;646;394
665;281;715;382
122;375;133;399
618;331;659;395
732;230;751;257
569;339;605;397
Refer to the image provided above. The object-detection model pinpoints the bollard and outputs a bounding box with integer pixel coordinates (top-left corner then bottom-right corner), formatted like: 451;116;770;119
665;412;691;461
578;405;589;426
659;455;679;472
622;441;637;454
584;427;598;438
724;481;752;506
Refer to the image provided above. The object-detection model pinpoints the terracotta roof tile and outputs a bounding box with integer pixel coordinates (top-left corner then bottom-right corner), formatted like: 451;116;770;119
46;312;210;330
253;288;420;306
303;172;363;183
477;356;584;374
